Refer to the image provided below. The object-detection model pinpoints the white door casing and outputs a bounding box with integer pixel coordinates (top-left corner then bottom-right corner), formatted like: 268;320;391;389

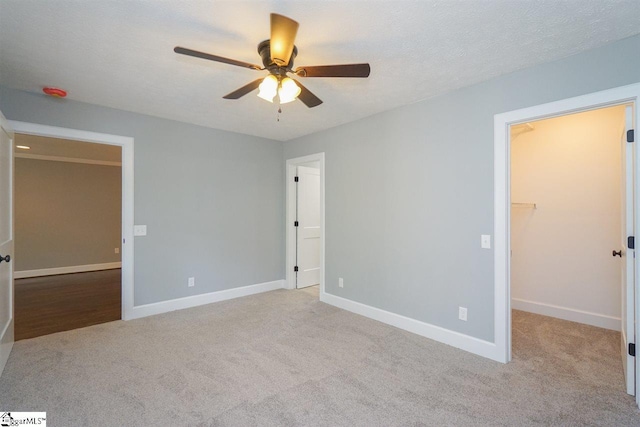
296;166;321;288
0;112;14;377
621;104;636;395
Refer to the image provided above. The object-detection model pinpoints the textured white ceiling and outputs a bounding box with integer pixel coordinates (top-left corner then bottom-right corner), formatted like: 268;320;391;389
1;1;639;141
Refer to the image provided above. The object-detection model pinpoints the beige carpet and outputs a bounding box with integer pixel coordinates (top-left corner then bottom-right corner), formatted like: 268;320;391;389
0;286;638;426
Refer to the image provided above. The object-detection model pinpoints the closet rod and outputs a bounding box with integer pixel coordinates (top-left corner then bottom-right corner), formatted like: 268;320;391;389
511;202;537;209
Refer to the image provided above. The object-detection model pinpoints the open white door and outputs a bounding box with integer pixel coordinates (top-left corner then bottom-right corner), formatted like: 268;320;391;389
621;104;636;396
0;111;14;376
296;166;321;288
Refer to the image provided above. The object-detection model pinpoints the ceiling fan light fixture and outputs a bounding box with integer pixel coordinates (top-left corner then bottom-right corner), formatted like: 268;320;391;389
257;75;278;102
174;13;369;108
278;77;301;104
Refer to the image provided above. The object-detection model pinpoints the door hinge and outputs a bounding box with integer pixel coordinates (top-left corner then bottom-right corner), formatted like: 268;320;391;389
628;129;635;143
294;266;299;272
294;221;299;227
294;176;299;182
630;343;636;357
628;236;635;250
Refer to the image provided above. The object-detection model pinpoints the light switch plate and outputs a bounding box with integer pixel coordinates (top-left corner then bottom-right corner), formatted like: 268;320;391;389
134;225;147;236
481;234;491;249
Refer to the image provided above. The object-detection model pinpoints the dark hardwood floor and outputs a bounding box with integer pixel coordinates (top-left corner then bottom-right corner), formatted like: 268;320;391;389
15;268;122;340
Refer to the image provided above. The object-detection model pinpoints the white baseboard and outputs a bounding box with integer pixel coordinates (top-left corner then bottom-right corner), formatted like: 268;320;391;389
512;298;620;331
126;280;285;320
0;318;14;377
15;262;122;279
320;292;502;362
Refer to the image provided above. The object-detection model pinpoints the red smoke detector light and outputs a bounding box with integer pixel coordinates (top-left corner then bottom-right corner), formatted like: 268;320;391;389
43;87;67;98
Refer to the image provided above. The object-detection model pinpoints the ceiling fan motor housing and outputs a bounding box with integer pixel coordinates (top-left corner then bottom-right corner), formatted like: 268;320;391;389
258;40;297;77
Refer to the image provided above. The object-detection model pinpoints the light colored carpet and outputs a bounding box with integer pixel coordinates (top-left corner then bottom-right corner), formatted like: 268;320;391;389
0;286;638;426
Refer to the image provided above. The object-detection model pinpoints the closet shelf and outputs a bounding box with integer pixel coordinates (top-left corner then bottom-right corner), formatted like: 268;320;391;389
511;202;537;209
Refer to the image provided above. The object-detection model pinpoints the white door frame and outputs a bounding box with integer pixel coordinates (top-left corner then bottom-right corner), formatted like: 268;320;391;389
494;84;640;380
8;121;135;320
285;153;325;295
0;113;15;376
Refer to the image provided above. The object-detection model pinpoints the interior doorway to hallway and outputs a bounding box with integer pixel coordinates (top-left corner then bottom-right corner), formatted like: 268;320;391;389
8;120;135;319
13;133;123;340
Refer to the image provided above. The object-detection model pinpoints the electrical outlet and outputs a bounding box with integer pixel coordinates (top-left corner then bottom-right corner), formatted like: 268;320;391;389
188;277;195;287
459;307;468;321
339;277;344;288
114;248;120;254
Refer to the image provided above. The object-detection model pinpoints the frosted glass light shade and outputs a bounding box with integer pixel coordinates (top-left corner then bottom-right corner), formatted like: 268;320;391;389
257;75;278;102
278;77;301;104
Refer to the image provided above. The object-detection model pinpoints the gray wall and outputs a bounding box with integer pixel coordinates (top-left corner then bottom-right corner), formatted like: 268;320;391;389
14;158;122;271
0;88;284;306
283;34;640;342
2;34;638;342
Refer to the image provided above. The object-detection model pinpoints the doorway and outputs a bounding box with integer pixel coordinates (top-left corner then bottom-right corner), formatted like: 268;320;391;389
0;117;134;377
510;105;626;330
510;105;631;387
285;153;325;295
13;133;123;339
7;121;135;318
493;83;640;407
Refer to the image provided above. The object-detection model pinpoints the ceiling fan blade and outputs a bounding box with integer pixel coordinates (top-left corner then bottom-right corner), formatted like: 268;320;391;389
174;47;262;70
293;79;323;108
270;13;299;66
222;79;264;99
295;64;371;78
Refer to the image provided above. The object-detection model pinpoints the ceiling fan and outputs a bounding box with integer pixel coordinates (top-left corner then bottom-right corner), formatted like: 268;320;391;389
174;13;371;108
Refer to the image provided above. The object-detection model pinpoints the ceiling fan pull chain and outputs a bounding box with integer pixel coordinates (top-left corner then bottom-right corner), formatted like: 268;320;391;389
277;107;282;122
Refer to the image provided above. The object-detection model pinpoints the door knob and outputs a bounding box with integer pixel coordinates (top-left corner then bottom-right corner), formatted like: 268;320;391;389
0;254;10;263
613;250;622;257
